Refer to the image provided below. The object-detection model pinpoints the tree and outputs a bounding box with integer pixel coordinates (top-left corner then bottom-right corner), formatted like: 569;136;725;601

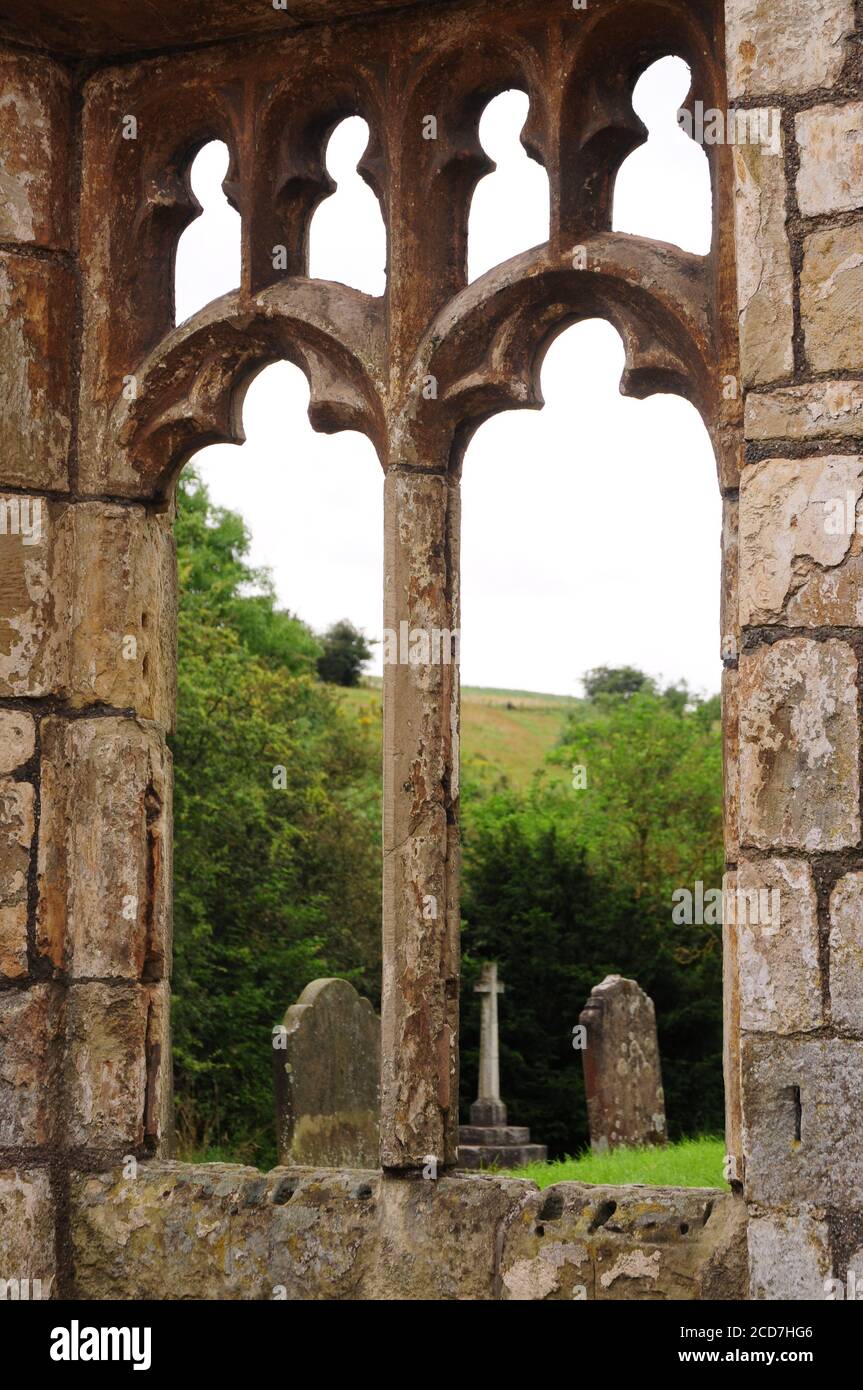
171;470;381;1166
582;664;655;700
457;668;727;1157
316;619;374;686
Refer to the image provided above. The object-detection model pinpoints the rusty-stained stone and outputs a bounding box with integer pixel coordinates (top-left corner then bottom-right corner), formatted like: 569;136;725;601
0;0;424;57
748;1211;833;1301
0;1168;56;1295
37;717;171;979
65;981;169;1152
0;709;35;772
274;978;380;1168
739;456;863;627
0;498;67;698
0;50;72;248
726;0;854;99
722;669;740;862
66;504;177;728
735;859;822;1034
0;985;61;1147
829;872;863;1033
732;134;794;386
0;255;73;491
579;976;666;1152
742;1036;863;1208
500;1185;747;1301
745;381;863;442
796;103;863;217
738;639;860;852
381;469;460;1167
0;779;33;979
801;223;863;373
721;494;739;660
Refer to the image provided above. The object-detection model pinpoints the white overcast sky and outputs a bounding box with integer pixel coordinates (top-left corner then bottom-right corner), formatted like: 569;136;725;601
175;56;721;698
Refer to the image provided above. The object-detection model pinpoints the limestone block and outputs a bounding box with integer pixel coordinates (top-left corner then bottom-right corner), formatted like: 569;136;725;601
37;717;172;979
0;254;73;490
735;858;822;1034
796;103;863;217
745;381;863;442
0;710;35;772
70;1164;374;1301
0;497;68;697
732;135;794;386
0;778;33;978
368;1170;527;1299
66;503;176;728
828;872;863;1032
500;1184;747;1301
0;1168;55;1297
739;456;863;627
748;1210;832;1300
739;638;860;851
742;1036;863;1206
0;51;72;248
727;0;853;99
64;981;169;1151
0;985;62;1146
801;223;863;372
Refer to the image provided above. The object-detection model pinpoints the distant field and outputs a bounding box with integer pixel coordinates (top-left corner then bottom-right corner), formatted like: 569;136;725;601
338;678;579;786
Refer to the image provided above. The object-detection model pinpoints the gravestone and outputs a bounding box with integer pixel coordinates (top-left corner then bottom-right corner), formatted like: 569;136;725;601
579;975;666;1152
273;978;380;1167
458;962;547;1168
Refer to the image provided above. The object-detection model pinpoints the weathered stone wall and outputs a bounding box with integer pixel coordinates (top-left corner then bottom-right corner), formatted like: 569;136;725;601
0;0;859;1301
69;1163;747;1301
724;0;863;1299
0;42;175;1300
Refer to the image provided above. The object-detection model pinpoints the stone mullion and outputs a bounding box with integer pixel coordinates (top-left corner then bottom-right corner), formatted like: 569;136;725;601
380;466;460;1169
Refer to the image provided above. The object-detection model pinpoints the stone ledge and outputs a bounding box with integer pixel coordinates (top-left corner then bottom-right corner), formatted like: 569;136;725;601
68;1162;745;1301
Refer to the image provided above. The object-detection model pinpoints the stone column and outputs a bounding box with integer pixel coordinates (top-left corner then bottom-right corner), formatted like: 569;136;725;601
726;0;863;1299
380;467;460;1168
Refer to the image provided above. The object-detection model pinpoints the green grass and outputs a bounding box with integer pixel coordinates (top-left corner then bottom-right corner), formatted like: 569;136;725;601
501;1136;728;1189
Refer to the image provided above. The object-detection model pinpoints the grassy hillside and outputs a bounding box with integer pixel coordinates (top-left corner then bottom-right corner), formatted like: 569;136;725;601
338;677;579;786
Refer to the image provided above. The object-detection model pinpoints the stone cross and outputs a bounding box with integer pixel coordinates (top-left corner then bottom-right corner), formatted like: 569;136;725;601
579;975;666;1153
475;961;504;1111
459;960;546;1167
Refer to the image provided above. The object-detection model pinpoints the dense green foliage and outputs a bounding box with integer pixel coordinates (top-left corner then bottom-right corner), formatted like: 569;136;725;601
459;681;724;1159
171;471;381;1167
